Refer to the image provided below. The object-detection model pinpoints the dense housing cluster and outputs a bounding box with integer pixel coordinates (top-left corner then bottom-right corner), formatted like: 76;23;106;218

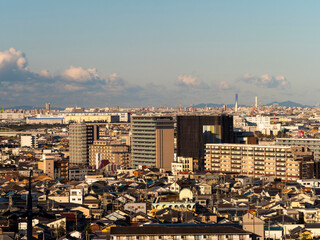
1;104;320;239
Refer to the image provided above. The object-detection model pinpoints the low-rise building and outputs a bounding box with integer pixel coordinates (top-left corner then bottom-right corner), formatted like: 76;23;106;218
110;225;254;240
68;168;88;181
70;188;84;205
21;135;38;148
171;156;194;175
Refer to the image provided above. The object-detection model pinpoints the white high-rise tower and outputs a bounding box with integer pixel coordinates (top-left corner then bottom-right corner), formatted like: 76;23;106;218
235;93;238;112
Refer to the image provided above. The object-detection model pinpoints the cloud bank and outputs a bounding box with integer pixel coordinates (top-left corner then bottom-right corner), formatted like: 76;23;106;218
0;48;234;107
242;73;289;89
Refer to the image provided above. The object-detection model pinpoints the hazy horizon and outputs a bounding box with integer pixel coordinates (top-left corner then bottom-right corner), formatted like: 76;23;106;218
1;1;320;107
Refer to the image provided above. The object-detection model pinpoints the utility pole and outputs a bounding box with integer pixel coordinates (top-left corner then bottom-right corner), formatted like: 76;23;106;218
27;170;33;240
252;212;255;239
75;213;78;231
268;218;271;240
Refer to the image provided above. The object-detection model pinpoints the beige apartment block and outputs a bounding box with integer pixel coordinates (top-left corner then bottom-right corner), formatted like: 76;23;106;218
205;144;313;181
89;140;130;168
38;158;55;179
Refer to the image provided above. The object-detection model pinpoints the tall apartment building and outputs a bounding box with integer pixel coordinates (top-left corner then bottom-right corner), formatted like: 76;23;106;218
38;158;55;179
89;140;131;168
131;116;174;170
69;123;99;166
205;143;315;181
176;115;234;170
276;138;320;161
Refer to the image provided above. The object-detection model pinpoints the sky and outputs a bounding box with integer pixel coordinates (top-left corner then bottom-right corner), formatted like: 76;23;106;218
1;1;320;108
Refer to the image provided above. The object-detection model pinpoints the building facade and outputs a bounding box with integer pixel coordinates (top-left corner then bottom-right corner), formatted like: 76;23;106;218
171;156;194;175
38;158;55;179
131;116;174;170
88;140;131;168
205;144;314;181
68;168;88;181
176;115;234;170
276;138;320;161
54;160;69;180
26;117;64;124
110;225;253;240
21;135;38;148
69;123;99;166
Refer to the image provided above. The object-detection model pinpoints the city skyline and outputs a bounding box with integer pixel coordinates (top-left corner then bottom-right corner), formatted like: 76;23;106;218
1;1;320;107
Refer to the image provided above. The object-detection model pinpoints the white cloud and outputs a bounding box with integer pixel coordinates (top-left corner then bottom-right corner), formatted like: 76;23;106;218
0;48;144;106
108;72;119;81
218;81;230;90
62;66;99;82
39;69;50;77
242;73;289;89
177;74;199;86
0;48;28;70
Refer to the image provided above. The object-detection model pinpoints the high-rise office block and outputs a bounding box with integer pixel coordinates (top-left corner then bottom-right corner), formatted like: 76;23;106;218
176;115;234;170
69;123;99;166
131;116;174;170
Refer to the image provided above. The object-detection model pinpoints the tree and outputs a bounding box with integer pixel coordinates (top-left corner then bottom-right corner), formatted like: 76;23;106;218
85;223;92;234
56;223;66;238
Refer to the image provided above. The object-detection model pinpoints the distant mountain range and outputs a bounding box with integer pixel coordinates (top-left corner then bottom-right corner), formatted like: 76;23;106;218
194;101;313;108
1;101;313;110
264;101;312;108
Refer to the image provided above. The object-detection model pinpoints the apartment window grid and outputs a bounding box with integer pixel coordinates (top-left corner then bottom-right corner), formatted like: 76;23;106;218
205;144;299;181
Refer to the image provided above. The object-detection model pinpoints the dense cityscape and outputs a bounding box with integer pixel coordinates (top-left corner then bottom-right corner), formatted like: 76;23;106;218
3;1;320;239
0;101;320;239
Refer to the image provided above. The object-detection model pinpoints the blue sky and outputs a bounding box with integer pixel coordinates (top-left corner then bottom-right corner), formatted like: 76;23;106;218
1;1;320;107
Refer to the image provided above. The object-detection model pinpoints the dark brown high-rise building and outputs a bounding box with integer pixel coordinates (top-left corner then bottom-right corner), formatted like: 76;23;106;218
176;115;234;170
